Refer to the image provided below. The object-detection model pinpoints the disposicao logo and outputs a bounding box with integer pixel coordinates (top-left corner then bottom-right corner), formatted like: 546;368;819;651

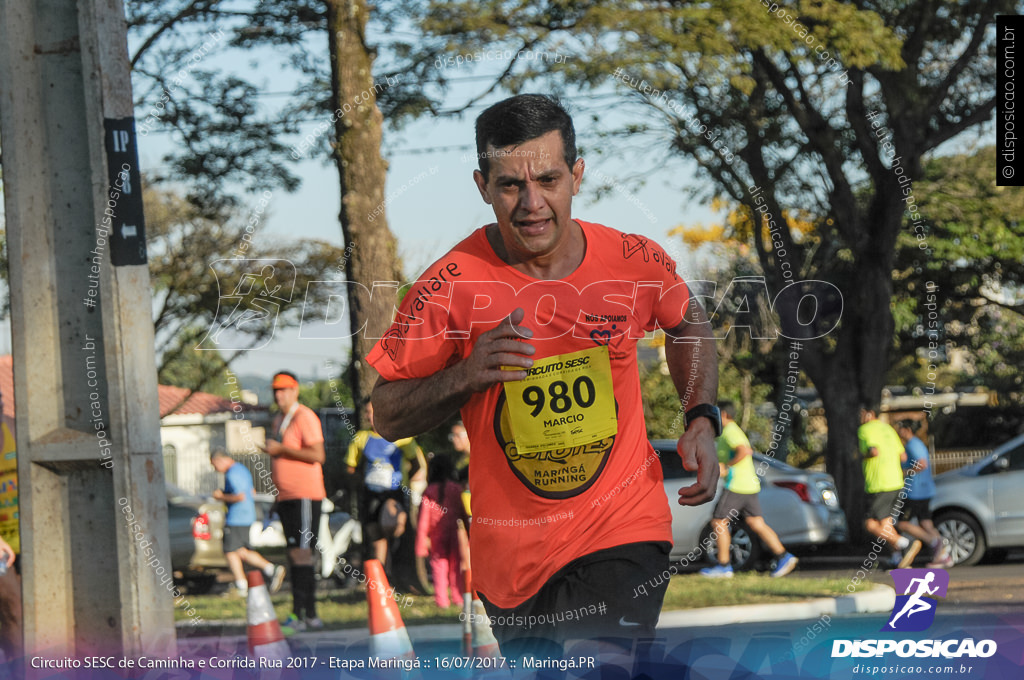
832;569;997;659
885;568;948;632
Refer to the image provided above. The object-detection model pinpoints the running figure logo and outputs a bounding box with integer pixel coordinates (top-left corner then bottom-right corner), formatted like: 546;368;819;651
883;568;949;632
197;259;296;351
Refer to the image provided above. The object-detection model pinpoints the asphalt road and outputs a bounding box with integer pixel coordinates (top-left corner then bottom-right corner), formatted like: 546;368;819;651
787;546;1024;616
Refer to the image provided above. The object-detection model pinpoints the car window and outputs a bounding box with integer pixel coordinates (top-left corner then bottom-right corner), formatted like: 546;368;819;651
980;442;1024;475
1003;444;1024;471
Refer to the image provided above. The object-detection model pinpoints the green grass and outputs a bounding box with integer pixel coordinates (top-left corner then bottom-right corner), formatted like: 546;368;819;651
660;572;867;610
175;573;868;631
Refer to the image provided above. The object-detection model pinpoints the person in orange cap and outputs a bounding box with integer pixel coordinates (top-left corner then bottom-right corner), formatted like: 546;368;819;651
262;371;326;632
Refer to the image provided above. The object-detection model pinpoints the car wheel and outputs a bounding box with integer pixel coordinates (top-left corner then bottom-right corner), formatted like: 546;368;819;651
936;511;986;567
699;521;761;571
730;523;762;571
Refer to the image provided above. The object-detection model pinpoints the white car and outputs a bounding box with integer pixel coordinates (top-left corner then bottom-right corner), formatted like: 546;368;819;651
932;433;1024;566
653;440;848;569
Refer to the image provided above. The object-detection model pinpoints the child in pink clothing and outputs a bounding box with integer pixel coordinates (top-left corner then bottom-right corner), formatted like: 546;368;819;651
416;454;465;609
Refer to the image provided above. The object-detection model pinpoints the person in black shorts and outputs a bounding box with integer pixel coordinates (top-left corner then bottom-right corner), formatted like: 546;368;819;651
366;95;720;664
700;402;797;578
346;403;425;574
211;450;286;596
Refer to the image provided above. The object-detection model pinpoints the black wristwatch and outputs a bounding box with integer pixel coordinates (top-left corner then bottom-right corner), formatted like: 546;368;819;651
684;403;722;437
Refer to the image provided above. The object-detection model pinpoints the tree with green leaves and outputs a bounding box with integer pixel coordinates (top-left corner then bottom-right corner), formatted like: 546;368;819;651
127;0;413;425
145;182;347;393
891;146;1024;401
405;0;1014;531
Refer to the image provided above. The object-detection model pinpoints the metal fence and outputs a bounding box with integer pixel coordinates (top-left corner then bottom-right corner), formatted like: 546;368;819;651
932;448;992;475
165;446;277;496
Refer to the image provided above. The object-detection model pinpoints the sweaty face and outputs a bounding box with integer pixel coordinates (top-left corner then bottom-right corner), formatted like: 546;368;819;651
473;130;584;262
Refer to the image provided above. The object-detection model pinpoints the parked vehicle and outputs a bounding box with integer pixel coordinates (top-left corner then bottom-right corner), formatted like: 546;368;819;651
167;484;227;594
931;433;1024;566
168;484;364;592
652;440;848;569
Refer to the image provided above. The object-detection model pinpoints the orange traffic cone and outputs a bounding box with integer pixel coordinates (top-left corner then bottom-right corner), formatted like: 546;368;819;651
246;570;290;662
365;559;415;660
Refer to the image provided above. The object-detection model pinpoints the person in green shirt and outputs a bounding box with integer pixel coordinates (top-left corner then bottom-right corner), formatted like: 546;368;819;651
858;406;922;569
700;401;798;578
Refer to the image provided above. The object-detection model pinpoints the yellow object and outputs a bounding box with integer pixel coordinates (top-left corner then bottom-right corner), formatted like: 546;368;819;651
0;422;18;553
503;345;617;455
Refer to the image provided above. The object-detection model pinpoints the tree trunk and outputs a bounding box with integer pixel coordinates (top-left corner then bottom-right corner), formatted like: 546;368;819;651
325;0;403;427
805;256;895;544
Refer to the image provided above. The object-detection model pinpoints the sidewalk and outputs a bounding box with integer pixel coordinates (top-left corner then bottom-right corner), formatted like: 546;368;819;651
177;584;896;651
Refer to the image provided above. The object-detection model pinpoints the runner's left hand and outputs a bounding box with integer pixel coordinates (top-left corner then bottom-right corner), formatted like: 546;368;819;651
676;420;719;506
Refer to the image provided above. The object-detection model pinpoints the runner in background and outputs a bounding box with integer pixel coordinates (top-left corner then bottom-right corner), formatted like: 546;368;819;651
210;450;286;596
895;420;952;568
859;406;922;569
346;402;426;575
701;401;798;578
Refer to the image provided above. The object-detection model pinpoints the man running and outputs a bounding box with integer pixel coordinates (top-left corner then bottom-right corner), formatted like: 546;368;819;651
367;94;719;658
895;420;952;568
859;406;922;569
700;401;798;578
346;403;426;572
210;450;286;596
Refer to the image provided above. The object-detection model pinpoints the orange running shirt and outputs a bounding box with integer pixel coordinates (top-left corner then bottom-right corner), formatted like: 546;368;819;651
271;404;327;501
367;221;691;608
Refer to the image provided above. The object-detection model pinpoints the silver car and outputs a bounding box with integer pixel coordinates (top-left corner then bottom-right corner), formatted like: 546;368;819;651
932;433;1024;566
652;440;848;569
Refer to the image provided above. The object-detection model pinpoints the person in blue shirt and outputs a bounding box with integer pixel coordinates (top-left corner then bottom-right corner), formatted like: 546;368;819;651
894;421;952;568
346;403;426;573
211;450;286;595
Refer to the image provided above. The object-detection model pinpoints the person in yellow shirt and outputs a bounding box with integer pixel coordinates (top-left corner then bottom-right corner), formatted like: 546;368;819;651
858;406;922;569
701;401;798;578
346;403;426;572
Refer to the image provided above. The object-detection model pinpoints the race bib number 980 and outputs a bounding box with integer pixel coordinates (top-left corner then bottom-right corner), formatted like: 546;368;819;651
504;346;617;454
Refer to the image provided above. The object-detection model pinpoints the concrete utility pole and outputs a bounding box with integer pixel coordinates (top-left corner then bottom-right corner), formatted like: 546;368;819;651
0;0;174;658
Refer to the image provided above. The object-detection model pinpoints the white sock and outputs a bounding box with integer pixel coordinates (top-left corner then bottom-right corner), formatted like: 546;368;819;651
896;537;910;550
264;565;275;577
235;579;247;590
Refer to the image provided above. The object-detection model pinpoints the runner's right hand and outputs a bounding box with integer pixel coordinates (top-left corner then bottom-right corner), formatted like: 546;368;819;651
458;307;535;393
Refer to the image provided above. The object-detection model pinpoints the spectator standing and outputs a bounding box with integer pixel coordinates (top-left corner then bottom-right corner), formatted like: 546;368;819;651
415;454;465;608
262;371;326;632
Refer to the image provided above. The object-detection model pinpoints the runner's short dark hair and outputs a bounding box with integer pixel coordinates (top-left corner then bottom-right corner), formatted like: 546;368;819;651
717;400;736;420
475;94;577;181
897;419;920;434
